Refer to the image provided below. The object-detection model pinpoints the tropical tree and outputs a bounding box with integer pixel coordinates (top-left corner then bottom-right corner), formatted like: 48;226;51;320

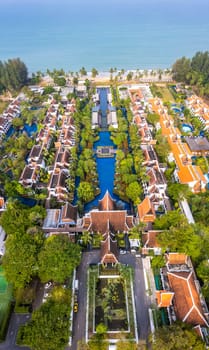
167;183;191;203
80;67;87;76
150;322;205;350
157;220;201;261
0;58;28;91
77;181;94;203
91;68;98;78
0;201;46;235
80;231;93;247
17;286;71;350
196;259;209;302
126;181;142;205
116;341;141;350
2;231;40;289
38;235;81;283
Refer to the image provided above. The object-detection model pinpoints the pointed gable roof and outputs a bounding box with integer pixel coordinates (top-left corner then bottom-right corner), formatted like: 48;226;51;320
167;271;209;327
100;228;119;264
60;203;77;224
137;197;156;223
90;211;129;234
98;190;116;211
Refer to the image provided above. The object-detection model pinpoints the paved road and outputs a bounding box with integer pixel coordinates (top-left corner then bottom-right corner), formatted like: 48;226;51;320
70;251;151;349
0;313;31;350
119;253;150;340
70;250;100;350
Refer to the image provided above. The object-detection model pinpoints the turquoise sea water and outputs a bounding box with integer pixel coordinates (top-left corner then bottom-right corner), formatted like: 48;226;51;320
0;0;209;73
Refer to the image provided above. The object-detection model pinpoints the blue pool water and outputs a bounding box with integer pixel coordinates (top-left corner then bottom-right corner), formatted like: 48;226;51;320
182;123;193;133
23;123;38;136
84;87;130;212
172;107;181;114
17;196;37;207
6;123;37;138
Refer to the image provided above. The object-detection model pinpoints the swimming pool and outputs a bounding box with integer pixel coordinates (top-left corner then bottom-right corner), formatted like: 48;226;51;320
182;123;193;133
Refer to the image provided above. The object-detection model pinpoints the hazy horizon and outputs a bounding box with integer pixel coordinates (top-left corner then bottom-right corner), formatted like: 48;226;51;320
0;0;209;72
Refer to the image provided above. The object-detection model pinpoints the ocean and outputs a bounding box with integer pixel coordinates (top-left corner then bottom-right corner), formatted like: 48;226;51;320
0;0;209;73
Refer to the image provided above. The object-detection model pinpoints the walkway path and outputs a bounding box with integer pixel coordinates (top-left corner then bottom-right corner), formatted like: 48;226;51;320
0;313;31;350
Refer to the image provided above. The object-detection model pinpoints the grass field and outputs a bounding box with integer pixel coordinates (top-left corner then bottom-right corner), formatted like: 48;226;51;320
157;85;175;102
0;267;12;340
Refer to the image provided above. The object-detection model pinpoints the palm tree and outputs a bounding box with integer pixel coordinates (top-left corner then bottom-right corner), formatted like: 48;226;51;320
80;230;93;247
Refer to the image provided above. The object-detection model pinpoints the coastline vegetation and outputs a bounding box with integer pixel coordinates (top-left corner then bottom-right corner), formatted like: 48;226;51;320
172;51;209;98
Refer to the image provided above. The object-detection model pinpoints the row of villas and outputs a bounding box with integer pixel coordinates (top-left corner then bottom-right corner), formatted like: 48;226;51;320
149;98;207;193
0;99;20;136
128;85;170;218
128;87;209;340
186;94;209;130
19;96;76;202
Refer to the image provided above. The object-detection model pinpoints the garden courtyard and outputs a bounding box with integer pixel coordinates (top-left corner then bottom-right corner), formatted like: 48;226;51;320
87;264;138;342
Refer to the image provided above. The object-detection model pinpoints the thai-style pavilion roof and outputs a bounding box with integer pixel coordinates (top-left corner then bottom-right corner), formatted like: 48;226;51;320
60;203;77;224
100;226;118;264
98;190;117;211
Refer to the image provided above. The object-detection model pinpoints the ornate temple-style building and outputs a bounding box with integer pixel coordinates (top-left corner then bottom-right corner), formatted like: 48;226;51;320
82;190;134;234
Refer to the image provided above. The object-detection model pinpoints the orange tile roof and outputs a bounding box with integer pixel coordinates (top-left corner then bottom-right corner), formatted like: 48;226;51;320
137;197;156;223
166;253;187;265
168;271;208;327
142;230;161;248
149;97;206;192
156;290;174;307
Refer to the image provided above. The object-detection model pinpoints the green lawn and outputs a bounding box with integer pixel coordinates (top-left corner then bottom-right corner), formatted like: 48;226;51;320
156;85;175;103
0;267;13;341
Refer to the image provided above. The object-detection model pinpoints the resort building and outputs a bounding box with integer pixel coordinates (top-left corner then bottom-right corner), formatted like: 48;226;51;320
149;98;207;193
42;203;78;241
141;230;162;255
137;197;156;223
82;191;134;234
185;136;209;156
100;232;119;265
107;106;118;128
92;106;101;129
158;253;209;341
186;95;209;130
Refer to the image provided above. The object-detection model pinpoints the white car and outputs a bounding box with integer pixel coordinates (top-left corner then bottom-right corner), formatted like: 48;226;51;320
120;250;126;255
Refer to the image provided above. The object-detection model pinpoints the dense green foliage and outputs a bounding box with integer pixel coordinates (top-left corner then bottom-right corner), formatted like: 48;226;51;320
150;322;205;350
3;231;42;289
73;97;99;208
154;211;202;260
0;58;28;92
77;181;95;203
17;286;71;350
110;89;143;204
0;201;46;235
189;192;209;225
172;51;209;97
1;202;45;289
38;235;81;283
1;202;81;291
